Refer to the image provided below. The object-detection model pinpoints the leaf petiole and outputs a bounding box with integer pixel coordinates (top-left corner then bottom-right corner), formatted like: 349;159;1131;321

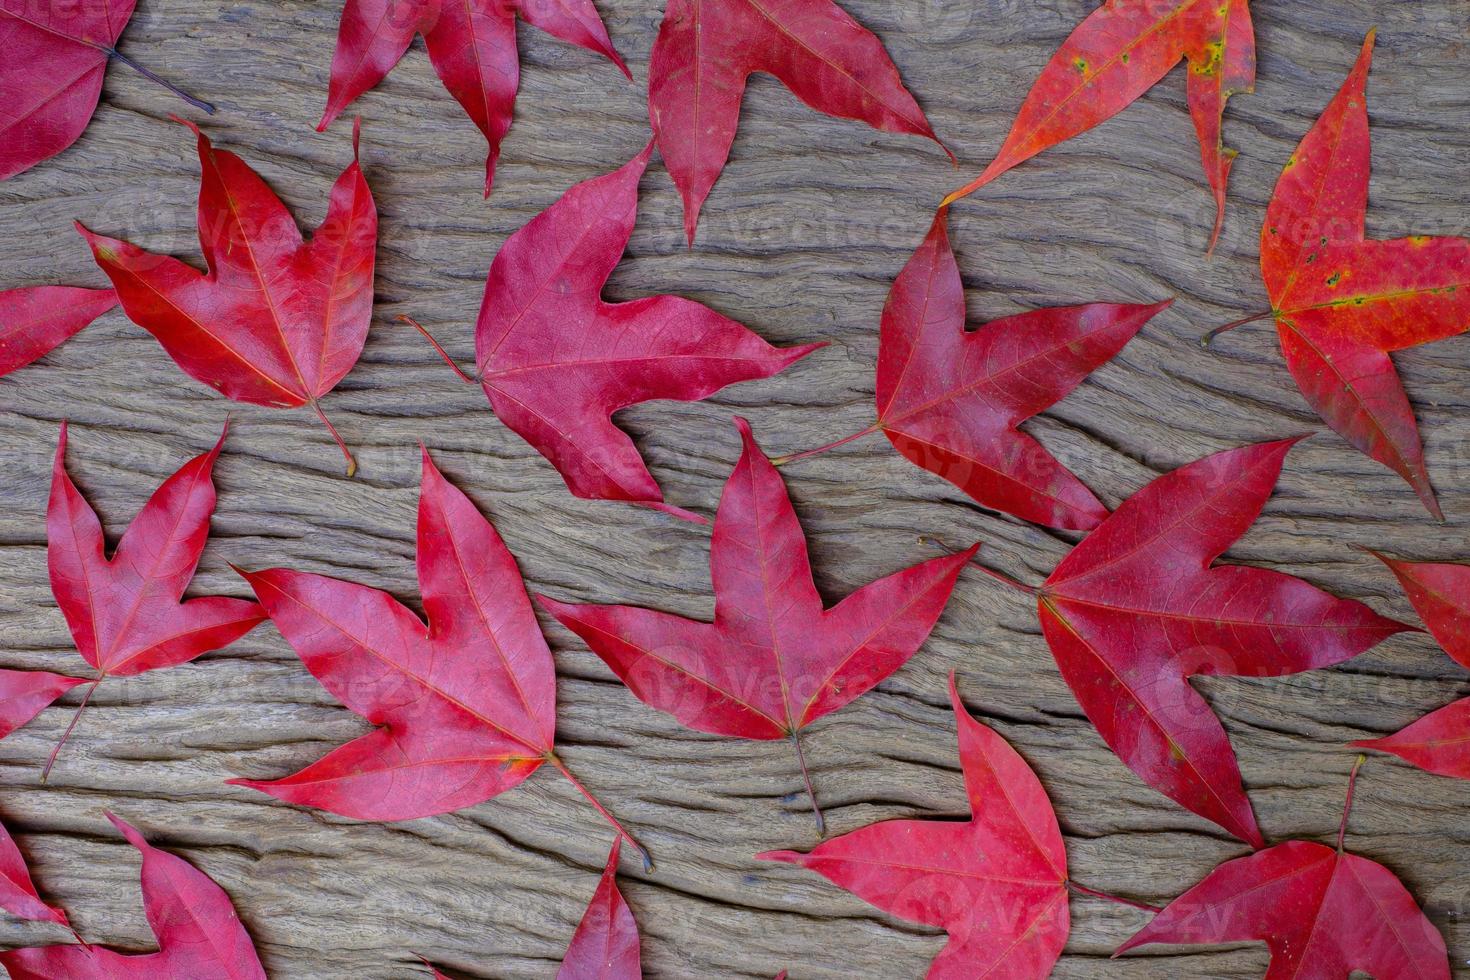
790;728;825;837
1338;754;1367;853
41;674;104;783
311;401;357;478
1202;310;1274;347
771;423;882;467
399;315;477;385
102;46;214;114
549;753;654;873
1068;880;1161;914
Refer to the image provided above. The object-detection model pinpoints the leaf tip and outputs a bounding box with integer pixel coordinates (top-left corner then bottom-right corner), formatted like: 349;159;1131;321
103;812;145;851
168;113;202;139
225;777;268;795
933;134;958;167
941;160;1002;208
1349;543;1389;563
646;501;709;524
534;594;574;623
1113;933;1147;958
1275;432;1315;453
226;563;261;591
207;418;231;460
1422;492;1447;524
754;850;801;866
605;835;623;873
682;203;700;248
789;340;829;362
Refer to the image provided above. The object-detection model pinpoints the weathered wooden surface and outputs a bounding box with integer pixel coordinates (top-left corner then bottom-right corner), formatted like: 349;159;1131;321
1;1;1469;977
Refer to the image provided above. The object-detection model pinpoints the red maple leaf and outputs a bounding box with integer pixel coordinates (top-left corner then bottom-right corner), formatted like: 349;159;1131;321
79;119;377;475
407;144;821;522
758;675;1073;978
1118;759;1450;979
648;0;948;243
774;207;1170;531
981;438;1408;846
233;448;650;870
1353;550;1470;779
1215;33;1470;519
0;0;213;180
44;422;265;780
0;286;117;378
0;814;267;978
538;418;975;830
318;0;629;196
943;0;1254;252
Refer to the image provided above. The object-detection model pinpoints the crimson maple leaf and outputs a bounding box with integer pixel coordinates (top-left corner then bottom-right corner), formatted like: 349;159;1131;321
44;422;265;780
981;438;1408;846
944;0;1255;252
648;0;948;243
1118;760;1449;979
233;447;650;869
0;0;213;181
775;207;1170;531
79;118;377;475
318;0;629;196
407;143;821;522
759;675;1071;978
1227;33;1470;520
0;814;267;978
1353;551;1470;779
0;286;117;378
539;418;975;830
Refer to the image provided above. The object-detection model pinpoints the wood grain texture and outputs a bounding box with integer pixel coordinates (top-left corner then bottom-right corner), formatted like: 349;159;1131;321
1;1;1469;977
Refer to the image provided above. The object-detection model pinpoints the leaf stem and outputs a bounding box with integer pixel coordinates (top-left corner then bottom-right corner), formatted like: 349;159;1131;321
1338;754;1367;853
1202;310;1274;347
103;47;214;114
549;753;653;873
790;728;826;837
1068;880;1162;914
41;676;104;783
771;424;882;467
311;401;357;477
399;315;477;384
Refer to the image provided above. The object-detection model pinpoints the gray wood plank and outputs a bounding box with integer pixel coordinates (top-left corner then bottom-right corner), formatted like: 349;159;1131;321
0;0;1467;976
